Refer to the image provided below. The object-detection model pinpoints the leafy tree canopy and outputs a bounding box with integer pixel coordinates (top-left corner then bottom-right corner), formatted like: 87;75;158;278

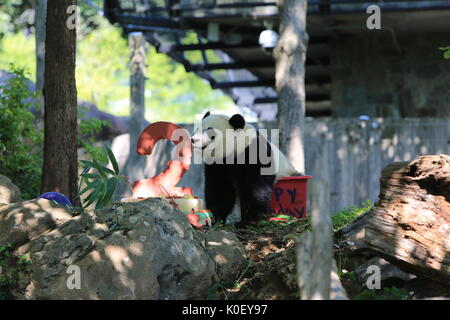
0;0;235;123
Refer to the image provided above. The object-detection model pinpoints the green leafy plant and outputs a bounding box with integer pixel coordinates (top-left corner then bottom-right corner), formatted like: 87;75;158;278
332;200;372;231
206;260;253;300
78;105;111;164
0;64;43;199
77;144;129;210
440;46;450;59
0;242;31;300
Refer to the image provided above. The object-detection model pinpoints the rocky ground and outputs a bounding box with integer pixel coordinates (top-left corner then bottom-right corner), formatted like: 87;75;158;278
205;219;310;300
207;213;450;300
1;173;449;300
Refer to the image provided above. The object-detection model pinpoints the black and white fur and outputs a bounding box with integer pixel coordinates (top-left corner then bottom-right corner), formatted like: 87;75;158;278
191;112;297;224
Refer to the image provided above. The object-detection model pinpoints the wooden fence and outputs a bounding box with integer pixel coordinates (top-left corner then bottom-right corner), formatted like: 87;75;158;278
112;118;450;214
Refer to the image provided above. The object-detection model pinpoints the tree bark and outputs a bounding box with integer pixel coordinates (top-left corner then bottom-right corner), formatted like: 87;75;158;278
337;155;450;285
41;0;79;206
35;0;47;106
121;32;147;196
274;0;309;174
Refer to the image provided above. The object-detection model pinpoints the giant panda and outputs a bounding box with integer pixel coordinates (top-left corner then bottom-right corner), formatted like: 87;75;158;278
191;111;298;225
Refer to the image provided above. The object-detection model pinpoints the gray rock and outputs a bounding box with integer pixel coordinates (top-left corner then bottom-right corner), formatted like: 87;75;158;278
0;175;21;204
12;198;224;300
0;198;73;247
204;230;246;283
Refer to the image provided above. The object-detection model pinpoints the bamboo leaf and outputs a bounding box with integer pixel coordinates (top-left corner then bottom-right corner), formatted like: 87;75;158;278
80;173;100;180
77;179;101;199
83;181;104;208
105;144;120;175
95;182;109;210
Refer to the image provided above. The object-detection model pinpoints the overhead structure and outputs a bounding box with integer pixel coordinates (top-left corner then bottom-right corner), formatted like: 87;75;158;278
103;0;450;118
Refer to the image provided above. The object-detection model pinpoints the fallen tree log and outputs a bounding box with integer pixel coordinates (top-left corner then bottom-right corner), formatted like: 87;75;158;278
337;155;450;285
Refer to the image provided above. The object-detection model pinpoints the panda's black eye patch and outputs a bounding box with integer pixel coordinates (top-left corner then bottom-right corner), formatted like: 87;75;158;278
206;127;216;140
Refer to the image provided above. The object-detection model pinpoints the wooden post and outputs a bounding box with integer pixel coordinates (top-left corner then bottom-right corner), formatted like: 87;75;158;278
123;32;147;192
274;0;309;174
297;179;348;299
35;0;47;115
297;179;332;299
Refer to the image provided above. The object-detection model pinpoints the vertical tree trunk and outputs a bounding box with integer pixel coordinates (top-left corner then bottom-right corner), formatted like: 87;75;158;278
123;32;147;193
274;0;309;174
35;0;47;109
41;0;79;206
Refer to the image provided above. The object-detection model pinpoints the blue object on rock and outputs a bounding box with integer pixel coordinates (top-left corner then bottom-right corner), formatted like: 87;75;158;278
38;192;73;208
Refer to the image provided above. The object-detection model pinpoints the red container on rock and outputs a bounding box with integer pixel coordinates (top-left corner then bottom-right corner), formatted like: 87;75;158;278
268;176;312;218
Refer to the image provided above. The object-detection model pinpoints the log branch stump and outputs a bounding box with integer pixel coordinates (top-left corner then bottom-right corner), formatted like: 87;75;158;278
337;155;450;285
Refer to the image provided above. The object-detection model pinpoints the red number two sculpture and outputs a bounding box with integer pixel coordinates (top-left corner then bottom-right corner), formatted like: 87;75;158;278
131;122;193;198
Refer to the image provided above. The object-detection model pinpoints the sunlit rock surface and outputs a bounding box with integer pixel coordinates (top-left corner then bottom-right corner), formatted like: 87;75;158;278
0;175;21;205
4;198;244;300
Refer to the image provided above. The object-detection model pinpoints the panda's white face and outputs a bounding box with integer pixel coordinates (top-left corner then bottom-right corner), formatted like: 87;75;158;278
191;112;256;162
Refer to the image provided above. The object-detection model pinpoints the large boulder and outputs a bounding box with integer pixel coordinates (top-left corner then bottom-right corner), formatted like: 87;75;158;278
0;175;21;204
0;198;73;247
10;198;243;300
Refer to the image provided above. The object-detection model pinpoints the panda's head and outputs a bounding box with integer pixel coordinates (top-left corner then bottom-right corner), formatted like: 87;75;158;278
191;111;257;162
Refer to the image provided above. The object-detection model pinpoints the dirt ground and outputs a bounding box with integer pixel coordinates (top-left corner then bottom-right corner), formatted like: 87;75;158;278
211;218;450;300
213;219;311;300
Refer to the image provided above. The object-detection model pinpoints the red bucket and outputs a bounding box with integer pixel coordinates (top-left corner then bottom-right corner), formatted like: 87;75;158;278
268;176;312;218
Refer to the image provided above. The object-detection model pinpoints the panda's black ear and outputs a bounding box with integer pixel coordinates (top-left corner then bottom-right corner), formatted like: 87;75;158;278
202;111;210;119
229;114;245;130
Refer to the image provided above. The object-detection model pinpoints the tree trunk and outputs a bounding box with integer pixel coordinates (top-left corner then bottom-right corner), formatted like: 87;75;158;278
120;32;147;197
35;0;47;108
41;0;79;206
337;155;450;285
274;0;309;174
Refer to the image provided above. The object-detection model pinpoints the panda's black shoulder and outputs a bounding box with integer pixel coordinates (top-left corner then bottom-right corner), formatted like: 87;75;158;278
253;130;273;158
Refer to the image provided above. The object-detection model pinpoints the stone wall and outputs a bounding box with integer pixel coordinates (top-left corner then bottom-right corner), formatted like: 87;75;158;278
330;32;449;118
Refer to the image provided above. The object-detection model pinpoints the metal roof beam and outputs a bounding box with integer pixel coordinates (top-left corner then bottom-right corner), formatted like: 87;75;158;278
188;61;272;71
213;75;330;89
159;41;259;53
159;37;329;53
254;93;330;104
189;57;329;71
212;80;274;89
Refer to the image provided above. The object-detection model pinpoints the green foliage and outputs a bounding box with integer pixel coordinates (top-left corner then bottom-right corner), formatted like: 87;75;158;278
0;242;31;300
206;260;253;300
75;19;130;111
78;106;111;164
332;200;372;231
0;0;32;36
0;65;43;199
77;145;129;210
256;214;298;228
353;287;409;300
0;15;234;123
0;32;35;79
440;46;450;59
144;45;233;123
339;270;357;282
